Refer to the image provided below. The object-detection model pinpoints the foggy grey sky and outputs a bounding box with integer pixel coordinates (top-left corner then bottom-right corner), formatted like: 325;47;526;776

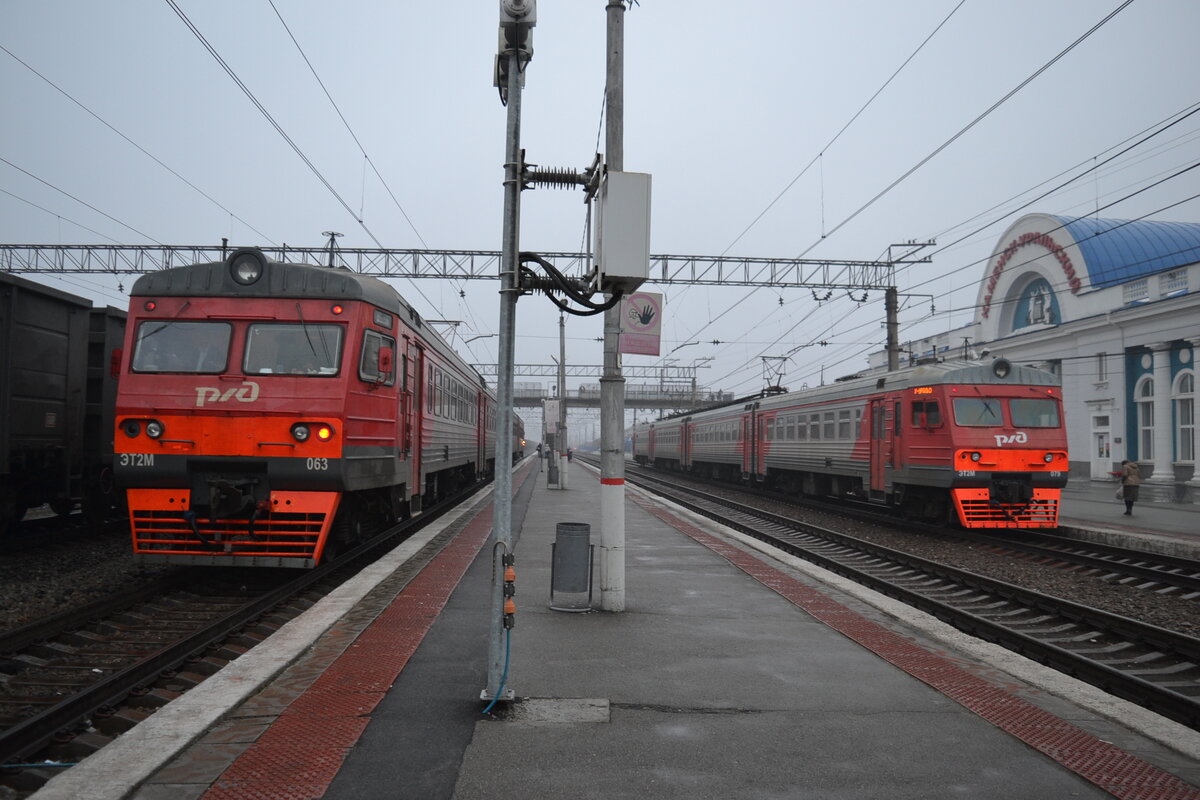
3;1;1198;440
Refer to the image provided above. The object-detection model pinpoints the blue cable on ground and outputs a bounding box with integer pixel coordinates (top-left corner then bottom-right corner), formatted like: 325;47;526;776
481;627;511;715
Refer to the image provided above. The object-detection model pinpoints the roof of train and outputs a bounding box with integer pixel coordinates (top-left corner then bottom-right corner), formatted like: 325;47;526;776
130;256;400;308
642;359;1059;427
130;254;491;391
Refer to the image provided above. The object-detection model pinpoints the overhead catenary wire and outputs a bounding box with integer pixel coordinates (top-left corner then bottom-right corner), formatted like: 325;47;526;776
920;101;1200;251
266;0;490;342
0;156;164;245
770;191;1200;393
669;90;1200;391
897;103;1200;286
0;187;121;244
711;180;1200;396
795;0;1137;260
689;67;1193;393
722;0;968;260
265;0;427;251
907;163;1200;297
161;0;458;321
0;43;276;246
163;0;382;248
657;0;970;356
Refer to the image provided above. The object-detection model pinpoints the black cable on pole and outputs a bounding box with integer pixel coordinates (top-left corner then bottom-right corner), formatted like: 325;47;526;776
518;252;624;315
520;252;603;306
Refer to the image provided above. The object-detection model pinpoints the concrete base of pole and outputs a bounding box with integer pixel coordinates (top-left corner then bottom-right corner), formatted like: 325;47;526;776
598;481;626;611
479;689;515;704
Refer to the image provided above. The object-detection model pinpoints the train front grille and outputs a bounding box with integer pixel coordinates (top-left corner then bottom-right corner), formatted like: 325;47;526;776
127;488;339;567
952;488;1060;529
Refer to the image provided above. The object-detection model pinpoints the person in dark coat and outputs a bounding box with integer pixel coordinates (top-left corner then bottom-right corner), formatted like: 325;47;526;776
1120;459;1141;516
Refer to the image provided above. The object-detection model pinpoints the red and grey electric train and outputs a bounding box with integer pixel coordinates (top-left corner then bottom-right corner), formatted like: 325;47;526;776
114;248;524;567
632;359;1068;528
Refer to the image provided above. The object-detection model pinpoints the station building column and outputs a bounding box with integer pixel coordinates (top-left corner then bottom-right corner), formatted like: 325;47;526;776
1187;338;1200;488
1146;342;1175;484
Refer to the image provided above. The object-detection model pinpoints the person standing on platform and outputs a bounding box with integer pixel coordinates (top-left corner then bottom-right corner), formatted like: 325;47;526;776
1120;459;1141;516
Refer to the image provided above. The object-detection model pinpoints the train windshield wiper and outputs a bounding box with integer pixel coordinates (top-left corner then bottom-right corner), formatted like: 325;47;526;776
138;301;192;341
295;302;332;363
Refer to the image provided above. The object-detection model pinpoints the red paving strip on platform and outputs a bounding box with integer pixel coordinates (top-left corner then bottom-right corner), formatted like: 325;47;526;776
199;469;532;800
630;493;1200;800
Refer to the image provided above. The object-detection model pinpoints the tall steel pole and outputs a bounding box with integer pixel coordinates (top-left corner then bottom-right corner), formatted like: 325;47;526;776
485;42;524;703
558;313;569;489
599;0;626;612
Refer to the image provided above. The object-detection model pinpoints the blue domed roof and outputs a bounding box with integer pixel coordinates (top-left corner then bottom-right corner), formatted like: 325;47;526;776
1050;215;1200;290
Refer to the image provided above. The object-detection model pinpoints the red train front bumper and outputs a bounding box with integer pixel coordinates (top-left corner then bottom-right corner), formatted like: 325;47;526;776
127;488;340;567
952;487;1060;528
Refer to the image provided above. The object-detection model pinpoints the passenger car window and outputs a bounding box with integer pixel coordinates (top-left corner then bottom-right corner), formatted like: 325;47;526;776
131;320;231;373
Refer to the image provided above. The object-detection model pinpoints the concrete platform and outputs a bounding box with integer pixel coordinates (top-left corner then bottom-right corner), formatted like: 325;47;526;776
31;458;1200;800
1057;477;1200;558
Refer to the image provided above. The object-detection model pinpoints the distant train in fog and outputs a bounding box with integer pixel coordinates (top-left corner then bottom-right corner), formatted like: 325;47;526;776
1;272;125;534
115;248;524;567
633;359;1068;529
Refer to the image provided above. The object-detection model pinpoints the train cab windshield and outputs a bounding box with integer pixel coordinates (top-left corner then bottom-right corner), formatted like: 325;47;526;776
952;396;1060;427
131;320;231;373
244;323;342;376
1010;397;1060;427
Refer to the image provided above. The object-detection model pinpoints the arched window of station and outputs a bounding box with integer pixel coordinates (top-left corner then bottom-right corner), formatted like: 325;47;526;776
1174;370;1195;463
1134;375;1155;461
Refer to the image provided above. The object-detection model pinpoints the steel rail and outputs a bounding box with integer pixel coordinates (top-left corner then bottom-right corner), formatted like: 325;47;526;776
950;529;1200;595
620;457;1200;598
0;480;482;767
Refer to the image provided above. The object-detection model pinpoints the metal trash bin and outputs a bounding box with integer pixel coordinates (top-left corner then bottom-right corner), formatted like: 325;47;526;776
550;521;593;612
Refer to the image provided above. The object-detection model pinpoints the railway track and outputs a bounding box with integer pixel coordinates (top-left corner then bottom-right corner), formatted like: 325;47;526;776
0;511;125;559
947;529;1200;598
617;458;1200;600
615;462;1200;730
0;484;484;791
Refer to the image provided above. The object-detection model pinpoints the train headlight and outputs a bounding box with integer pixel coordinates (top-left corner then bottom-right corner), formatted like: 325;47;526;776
1044;452;1055;463
991;358;1012;379
970;451;982;462
145;420;165;439
122;419;141;438
290;423;335;443
229;248;266;285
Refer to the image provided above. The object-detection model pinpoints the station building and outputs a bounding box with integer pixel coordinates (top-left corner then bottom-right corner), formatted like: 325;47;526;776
872;212;1200;492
